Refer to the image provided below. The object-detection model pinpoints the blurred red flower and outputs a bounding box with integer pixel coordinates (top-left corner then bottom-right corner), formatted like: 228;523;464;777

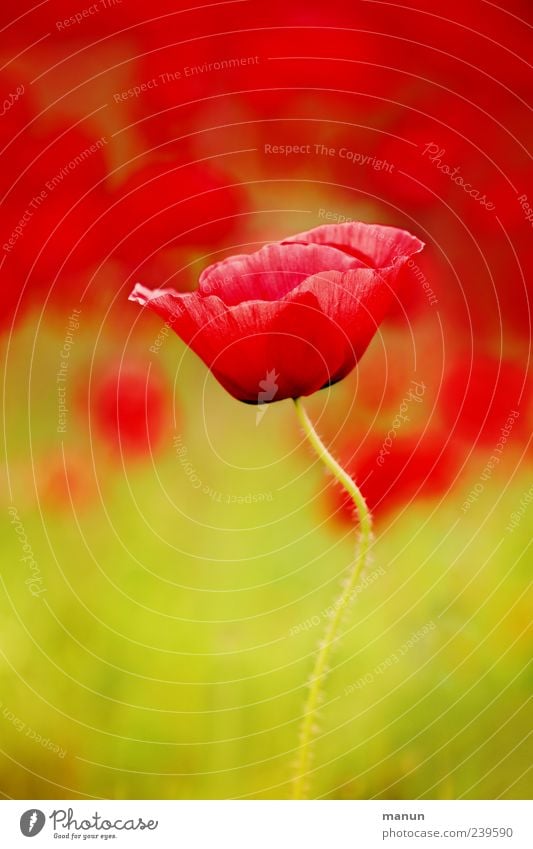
107;158;247;271
1;122;110;327
130;222;423;403
331;429;460;524
440;354;532;447
87;360;171;458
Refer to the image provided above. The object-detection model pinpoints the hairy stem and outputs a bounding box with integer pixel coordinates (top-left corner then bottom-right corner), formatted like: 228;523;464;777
292;397;373;800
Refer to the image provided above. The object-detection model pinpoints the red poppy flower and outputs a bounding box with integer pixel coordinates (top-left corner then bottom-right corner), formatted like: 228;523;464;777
87;360;171;458
330;430;460;524
440;354;532;447
0;122;112;331
129;222;424;403
107;158;247;270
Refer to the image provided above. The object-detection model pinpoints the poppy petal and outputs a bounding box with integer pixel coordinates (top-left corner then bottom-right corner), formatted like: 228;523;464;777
283;222;424;268
198;241;364;305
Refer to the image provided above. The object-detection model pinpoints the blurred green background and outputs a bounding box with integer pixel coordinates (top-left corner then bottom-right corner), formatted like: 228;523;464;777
1;314;530;799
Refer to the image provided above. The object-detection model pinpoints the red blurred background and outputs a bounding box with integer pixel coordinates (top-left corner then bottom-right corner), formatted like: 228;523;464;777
1;0;531;519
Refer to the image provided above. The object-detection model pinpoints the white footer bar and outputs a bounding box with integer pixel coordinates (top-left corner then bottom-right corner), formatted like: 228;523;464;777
0;800;530;848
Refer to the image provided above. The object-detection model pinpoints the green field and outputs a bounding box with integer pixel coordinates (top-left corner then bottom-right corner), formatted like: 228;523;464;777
1;314;530;799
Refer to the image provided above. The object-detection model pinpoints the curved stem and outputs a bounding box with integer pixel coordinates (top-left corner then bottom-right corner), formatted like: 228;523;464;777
292;397;373;800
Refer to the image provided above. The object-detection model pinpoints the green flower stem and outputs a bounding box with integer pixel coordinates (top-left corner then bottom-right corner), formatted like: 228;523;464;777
292;397;373;800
